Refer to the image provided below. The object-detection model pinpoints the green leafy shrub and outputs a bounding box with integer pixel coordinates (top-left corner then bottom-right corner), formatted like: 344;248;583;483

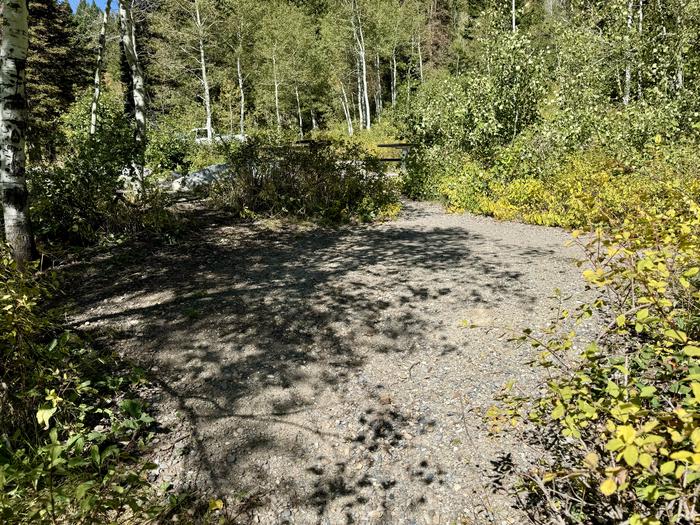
0;250;165;523
487;191;700;523
29;90;177;244
209;138;401;223
146;119;193;176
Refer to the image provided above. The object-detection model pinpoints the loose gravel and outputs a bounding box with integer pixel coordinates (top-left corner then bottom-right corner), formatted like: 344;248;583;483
68;201;590;524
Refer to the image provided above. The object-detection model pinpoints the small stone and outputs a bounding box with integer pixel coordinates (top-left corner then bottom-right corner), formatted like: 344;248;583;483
379;393;392;405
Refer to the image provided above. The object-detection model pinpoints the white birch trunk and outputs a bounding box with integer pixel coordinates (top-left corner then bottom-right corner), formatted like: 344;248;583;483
391;48;397;106
512;0;516;32
637;0;643;99
118;0;146;173
356;59;364;129
272;50;281;130
90;0;111;135
195;0;212;141
237;54;245;135
375;52;382;120
295;86;303;139
417;38;424;83
623;0;633;105
340;83;353;136
351;0;370;129
1;0;33;263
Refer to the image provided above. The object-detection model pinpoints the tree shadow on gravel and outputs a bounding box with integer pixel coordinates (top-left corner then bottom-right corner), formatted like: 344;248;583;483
62;206;558;518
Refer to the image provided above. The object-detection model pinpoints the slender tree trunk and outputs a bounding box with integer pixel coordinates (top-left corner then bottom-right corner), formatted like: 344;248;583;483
637;0;643;99
512;0;516;32
237;54;245;135
356;58;364;129
118;0;146;177
272;49;281;131
194;0;212;141
340;83;353;136
391;47;397;106
375;52;382;120
351;0;370;129
417;39;424;83
295;86;303;139
311;108;318;130
675;12;684;91
623;0;633;105
90;0;111;135
1;0;34;264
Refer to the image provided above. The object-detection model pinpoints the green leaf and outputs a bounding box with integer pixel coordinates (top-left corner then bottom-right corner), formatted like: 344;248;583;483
683;345;700;357
551;403;565;419
76;481;95;500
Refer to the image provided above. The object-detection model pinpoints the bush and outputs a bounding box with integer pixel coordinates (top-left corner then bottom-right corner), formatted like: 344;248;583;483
493;193;700;524
29;90;177;244
0;251;165;523
209;138;401;223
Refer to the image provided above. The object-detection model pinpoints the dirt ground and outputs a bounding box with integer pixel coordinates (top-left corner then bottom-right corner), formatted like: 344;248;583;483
67;200;590;524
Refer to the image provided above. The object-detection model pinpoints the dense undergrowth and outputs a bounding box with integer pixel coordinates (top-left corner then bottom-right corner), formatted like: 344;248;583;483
396;17;700;523
483;193;700;524
209;138;401;223
0;251;169;523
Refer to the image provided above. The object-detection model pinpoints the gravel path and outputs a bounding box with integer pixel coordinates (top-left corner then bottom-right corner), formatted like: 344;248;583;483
68;201;589;524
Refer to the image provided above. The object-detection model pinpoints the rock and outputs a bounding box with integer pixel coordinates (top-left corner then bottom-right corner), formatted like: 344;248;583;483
169;163;229;192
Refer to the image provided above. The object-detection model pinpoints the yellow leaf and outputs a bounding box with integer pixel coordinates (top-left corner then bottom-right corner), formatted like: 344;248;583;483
638;453;653;468
208;499;224;511
670;450;692;461
684;345;700;357
551;403;565;420
660;461;676;475
599;477;617;496
618;425;636;444
683;267;699;277
624;445;639;466
636;309;650;321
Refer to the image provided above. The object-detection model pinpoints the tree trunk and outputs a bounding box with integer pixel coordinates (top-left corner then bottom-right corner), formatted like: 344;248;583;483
375;52;382;120
311;108;318;130
90;0;111;135
272;50;281;130
1;0;34;264
637;0;643;99
623;0;633;105
237;54;245;135
356;58;364;129
340;83;353;136
391;48;397;106
118;0;146;177
512;0;516;32
295;86;303;139
417;38;424;83
195;0;212;141
351;0;370;129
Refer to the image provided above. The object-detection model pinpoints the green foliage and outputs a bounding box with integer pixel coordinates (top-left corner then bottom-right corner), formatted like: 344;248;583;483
29;90;177;244
0;250;165;523
209;138;401;223
146;122;194;176
402;32;547;161
492;195;700;523
27;0;91;161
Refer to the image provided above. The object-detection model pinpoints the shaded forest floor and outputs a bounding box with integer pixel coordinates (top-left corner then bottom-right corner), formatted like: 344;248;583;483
64;200;589;524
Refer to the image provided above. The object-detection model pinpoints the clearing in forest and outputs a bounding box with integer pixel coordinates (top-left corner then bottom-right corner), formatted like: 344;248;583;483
68;201;588;524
